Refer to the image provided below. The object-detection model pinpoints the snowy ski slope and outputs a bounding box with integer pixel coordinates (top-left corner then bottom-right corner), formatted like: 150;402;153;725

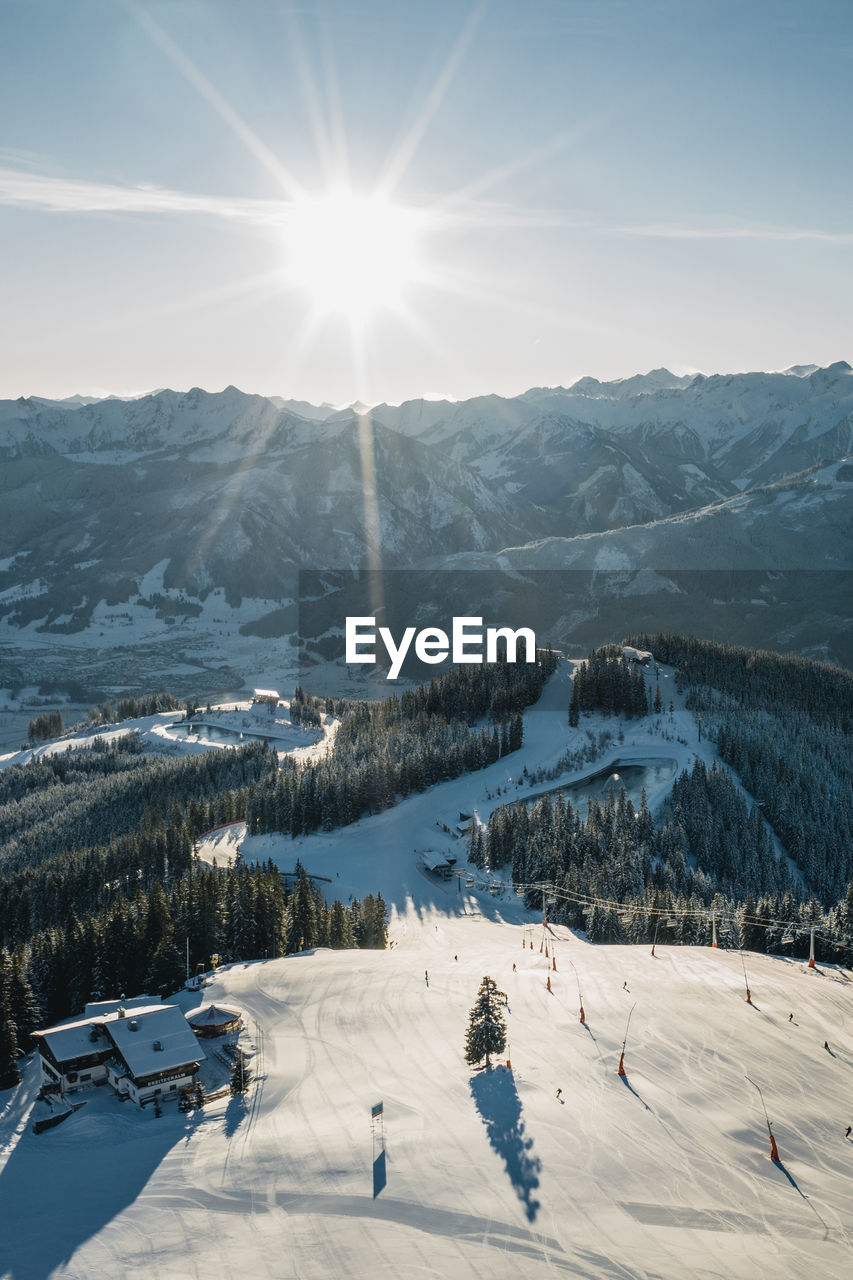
2;917;852;1279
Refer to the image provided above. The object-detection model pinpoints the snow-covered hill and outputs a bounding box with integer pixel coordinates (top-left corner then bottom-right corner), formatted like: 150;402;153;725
3;884;852;1278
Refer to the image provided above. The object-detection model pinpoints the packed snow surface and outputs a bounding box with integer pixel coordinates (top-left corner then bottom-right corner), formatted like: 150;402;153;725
3;923;853;1279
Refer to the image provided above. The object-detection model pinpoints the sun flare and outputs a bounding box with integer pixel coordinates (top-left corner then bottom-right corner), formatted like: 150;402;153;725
282;188;425;321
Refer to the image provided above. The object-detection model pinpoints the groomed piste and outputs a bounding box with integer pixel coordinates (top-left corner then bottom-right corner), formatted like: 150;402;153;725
2;910;853;1280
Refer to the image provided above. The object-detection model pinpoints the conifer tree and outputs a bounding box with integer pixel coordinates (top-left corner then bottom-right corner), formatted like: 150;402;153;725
285;863;317;953
464;975;507;1069
146;937;186;997
329;900;355;949
229;1049;252;1094
0;953;21;1091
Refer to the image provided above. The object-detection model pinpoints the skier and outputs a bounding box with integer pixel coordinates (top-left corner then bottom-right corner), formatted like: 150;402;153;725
425;970;429;985
454;955;458;962
846;1126;851;1139
622;981;628;990
556;1088;562;1100
512;963;517;973
788;1013;793;1022
825;1040;830;1051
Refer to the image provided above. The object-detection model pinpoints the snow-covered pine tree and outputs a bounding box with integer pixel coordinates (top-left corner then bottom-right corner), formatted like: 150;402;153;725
230;1049;252;1094
285;862;317;953
145;936;186;998
0;952;21;1091
464;975;507;1069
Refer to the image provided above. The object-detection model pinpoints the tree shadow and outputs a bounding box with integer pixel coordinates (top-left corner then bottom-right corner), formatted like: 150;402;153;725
469;1067;541;1222
223;1091;247;1137
0;1098;190;1280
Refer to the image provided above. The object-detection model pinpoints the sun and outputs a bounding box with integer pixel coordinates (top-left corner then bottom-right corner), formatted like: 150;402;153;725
282;187;425;322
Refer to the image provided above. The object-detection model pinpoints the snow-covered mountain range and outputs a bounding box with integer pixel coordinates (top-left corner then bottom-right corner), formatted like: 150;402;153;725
1;363;851;696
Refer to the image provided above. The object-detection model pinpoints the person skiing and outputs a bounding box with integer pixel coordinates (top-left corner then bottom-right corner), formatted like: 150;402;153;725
845;1126;851;1139
425;970;429;985
556;1088;562;1100
512;963;517;972
788;1012;793;1022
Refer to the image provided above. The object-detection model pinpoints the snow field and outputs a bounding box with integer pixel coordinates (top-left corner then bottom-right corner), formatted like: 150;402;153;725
3;918;853;1279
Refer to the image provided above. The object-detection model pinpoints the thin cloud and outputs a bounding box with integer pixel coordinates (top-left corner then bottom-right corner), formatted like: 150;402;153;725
614;220;853;244
0;167;288;224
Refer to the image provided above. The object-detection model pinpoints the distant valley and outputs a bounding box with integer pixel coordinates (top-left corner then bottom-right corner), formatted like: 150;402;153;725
1;362;851;701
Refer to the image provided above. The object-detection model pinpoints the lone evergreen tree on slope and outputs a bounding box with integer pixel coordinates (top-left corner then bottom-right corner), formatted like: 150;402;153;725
464;975;507;1069
230;1049;252;1095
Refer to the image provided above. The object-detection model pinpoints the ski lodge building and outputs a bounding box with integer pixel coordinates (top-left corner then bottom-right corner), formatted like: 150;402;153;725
32;1003;205;1107
252;688;280;710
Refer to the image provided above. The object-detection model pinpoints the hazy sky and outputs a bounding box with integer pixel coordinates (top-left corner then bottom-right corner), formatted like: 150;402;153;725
1;0;851;405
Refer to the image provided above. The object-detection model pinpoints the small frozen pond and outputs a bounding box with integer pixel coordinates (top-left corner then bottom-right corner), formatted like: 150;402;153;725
521;758;678;813
168;722;295;748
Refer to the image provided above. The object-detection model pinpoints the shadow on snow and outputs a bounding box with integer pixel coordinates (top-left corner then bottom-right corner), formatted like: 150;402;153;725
469;1065;541;1222
0;1095;202;1280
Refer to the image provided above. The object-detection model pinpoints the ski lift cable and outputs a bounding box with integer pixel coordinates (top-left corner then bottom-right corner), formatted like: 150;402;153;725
509;880;839;941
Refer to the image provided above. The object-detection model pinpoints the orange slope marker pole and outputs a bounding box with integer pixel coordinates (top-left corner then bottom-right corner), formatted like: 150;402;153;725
618;1002;636;1077
740;951;752;1004
746;1074;781;1163
569;959;585;1023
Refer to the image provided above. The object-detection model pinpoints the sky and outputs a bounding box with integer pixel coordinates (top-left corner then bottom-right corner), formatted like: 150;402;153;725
1;0;851;407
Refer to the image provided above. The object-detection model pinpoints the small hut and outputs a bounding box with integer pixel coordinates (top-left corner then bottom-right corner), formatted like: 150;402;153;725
186;1003;243;1039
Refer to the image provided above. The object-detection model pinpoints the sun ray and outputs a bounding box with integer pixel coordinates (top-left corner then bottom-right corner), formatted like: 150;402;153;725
429;110;617;214
376;1;487;201
422;260;640;344
122;0;306;200
281;6;349;192
317;6;352;188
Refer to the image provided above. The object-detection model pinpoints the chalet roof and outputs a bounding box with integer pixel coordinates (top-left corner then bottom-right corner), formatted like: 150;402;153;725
34;1003;205;1077
84;996;154;1018
105;1004;205;1079
253;688;280;700
186;1003;242;1029
32;1016;110;1064
621;645;652;664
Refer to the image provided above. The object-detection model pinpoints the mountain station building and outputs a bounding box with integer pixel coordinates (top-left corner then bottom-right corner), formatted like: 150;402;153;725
32;1003;206;1107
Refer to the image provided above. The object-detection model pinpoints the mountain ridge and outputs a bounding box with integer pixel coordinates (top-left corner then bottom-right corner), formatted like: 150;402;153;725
1;363;851;693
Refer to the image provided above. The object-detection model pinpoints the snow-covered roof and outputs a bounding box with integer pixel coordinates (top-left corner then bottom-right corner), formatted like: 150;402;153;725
84;996;154;1017
252;688;280;700
105;1004;205;1079
34;1002;206;1076
186;1003;242;1029
622;645;652;663
32;1016;110;1063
